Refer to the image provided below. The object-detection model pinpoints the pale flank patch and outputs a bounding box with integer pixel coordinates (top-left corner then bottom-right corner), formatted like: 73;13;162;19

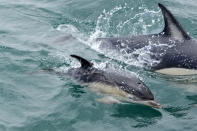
88;82;127;97
156;68;197;75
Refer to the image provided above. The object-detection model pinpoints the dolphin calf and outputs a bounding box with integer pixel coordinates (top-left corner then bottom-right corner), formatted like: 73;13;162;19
97;3;197;75
68;54;161;108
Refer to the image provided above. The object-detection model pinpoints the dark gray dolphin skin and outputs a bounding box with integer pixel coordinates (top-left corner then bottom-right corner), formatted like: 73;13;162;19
68;55;161;108
97;3;197;75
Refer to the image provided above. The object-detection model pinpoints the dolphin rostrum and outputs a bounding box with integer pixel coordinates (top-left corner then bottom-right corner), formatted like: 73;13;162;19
68;54;161;108
97;3;197;75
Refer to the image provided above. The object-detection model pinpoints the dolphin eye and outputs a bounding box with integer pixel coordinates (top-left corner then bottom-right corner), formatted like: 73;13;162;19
137;82;141;85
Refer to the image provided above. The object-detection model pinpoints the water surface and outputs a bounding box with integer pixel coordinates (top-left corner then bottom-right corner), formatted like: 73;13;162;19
0;0;197;130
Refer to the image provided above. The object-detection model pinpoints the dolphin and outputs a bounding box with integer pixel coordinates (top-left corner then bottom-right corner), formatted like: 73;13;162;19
68;54;161;108
97;3;197;75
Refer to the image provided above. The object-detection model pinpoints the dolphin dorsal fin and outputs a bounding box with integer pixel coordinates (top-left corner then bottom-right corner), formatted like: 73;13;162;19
158;3;191;41
70;55;93;69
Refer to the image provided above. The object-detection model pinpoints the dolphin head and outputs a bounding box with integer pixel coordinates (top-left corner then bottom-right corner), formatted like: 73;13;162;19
112;75;162;108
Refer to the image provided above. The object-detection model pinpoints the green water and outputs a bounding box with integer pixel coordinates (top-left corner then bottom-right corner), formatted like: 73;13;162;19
1;0;197;130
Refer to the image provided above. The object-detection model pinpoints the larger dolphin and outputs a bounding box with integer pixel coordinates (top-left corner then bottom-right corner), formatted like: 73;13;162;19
97;3;197;75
